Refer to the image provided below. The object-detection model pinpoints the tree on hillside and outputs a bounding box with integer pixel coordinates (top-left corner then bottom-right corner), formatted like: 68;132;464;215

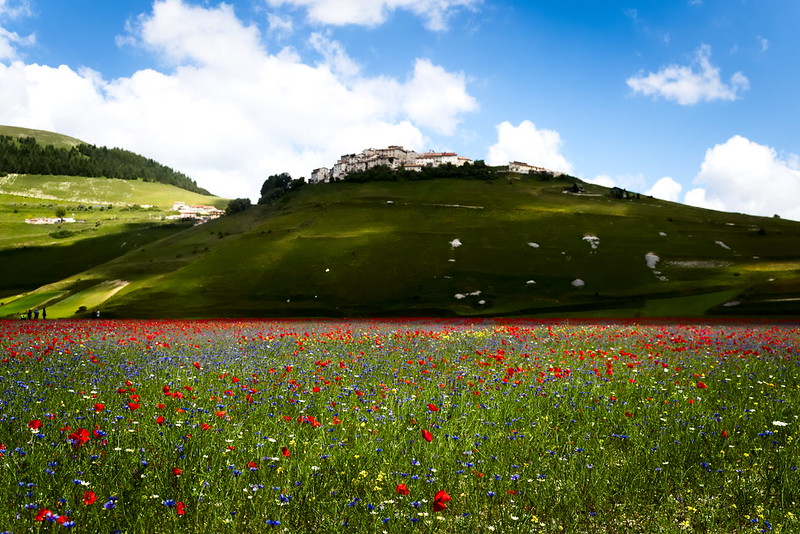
54;206;67;222
258;173;305;204
225;197;252;215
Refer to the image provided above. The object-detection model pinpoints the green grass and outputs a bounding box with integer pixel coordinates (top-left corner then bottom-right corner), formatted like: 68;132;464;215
1;320;798;533
0;124;85;149
0;173;225;208
0;172;228;307
3;174;800;318
0;290;65;317
95;178;800;317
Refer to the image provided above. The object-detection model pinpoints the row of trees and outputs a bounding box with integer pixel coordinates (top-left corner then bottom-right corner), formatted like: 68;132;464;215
0;135;210;194
224;172;306;214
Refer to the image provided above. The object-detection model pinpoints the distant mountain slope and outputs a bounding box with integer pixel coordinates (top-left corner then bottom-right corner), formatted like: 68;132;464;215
8;174;799;319
0;125;210;195
0;125;85;149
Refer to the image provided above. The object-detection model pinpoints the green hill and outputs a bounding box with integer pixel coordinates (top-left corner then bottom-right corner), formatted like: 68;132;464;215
0;172;227;304
0;125;210;194
4;173;799;319
0;125;85;149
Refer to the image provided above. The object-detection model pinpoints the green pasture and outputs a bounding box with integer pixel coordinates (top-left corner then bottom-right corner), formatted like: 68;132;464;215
90;177;800;318
3;174;799;318
0;124;84;149
0;173;224;208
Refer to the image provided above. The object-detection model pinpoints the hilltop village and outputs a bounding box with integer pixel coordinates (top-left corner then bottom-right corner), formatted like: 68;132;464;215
309;146;555;183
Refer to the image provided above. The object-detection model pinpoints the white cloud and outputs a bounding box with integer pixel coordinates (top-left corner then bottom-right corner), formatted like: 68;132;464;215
267;13;294;38
627;44;749;105
0;0;31;19
265;0;480;31
486;120;572;173
0;0;476;199
583;172;646;192
0;0;33;61
645;176;682;202
400;59;476;135
685;135;800;220
583;174;616;188
309;31;360;78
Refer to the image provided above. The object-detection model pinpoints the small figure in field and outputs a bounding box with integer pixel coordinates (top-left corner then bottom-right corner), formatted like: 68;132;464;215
42;308;47;320
33;309;39;319
26;309;32;320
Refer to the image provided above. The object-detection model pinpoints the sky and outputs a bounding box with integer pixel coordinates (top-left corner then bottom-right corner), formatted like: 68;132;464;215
1;0;798;219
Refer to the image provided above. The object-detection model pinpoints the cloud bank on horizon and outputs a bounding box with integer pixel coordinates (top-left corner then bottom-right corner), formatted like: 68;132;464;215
0;0;798;220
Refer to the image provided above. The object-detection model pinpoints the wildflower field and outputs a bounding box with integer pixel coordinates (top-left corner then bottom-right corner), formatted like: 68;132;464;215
1;319;798;533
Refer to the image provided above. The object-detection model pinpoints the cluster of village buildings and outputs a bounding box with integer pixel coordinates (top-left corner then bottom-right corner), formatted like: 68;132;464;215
309;145;557;184
310;146;554;184
166;202;225;222
24;147;557;226
309;146;468;183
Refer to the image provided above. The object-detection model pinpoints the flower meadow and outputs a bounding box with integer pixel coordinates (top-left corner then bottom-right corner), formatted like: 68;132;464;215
1;319;798;533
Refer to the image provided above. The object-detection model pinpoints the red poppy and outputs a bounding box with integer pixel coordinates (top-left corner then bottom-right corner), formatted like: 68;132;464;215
34;508;53;522
68;428;90;448
421;429;433;442
127;402;140;410
28;419;42;430
624;411;633;418
156;416;165;425
93;403;105;412
396;483;410;495
176;501;186;515
427;404;439;412
281;446;291;458
193;362;201;370
172;467;183;476
200;423;211;430
697;381;707;389
722;430;729;438
82;490;97;505
432;490;451;511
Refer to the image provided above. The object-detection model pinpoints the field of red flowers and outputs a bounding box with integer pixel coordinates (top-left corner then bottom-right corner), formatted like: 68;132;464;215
1;319;798;533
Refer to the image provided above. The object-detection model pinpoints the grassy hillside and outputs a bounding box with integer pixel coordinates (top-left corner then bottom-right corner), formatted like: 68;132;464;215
0;125;210;194
0;174;226;302
0;125;84;149
7;174;798;319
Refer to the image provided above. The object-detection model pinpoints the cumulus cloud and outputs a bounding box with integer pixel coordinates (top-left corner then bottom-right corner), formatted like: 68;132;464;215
486;120;572;173
0;0;476;199
645;176;682;202
627;44;749;105
685;135;800;220
266;0;480;31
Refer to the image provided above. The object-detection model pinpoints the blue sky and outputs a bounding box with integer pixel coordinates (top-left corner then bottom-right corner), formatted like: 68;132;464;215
1;0;798;219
